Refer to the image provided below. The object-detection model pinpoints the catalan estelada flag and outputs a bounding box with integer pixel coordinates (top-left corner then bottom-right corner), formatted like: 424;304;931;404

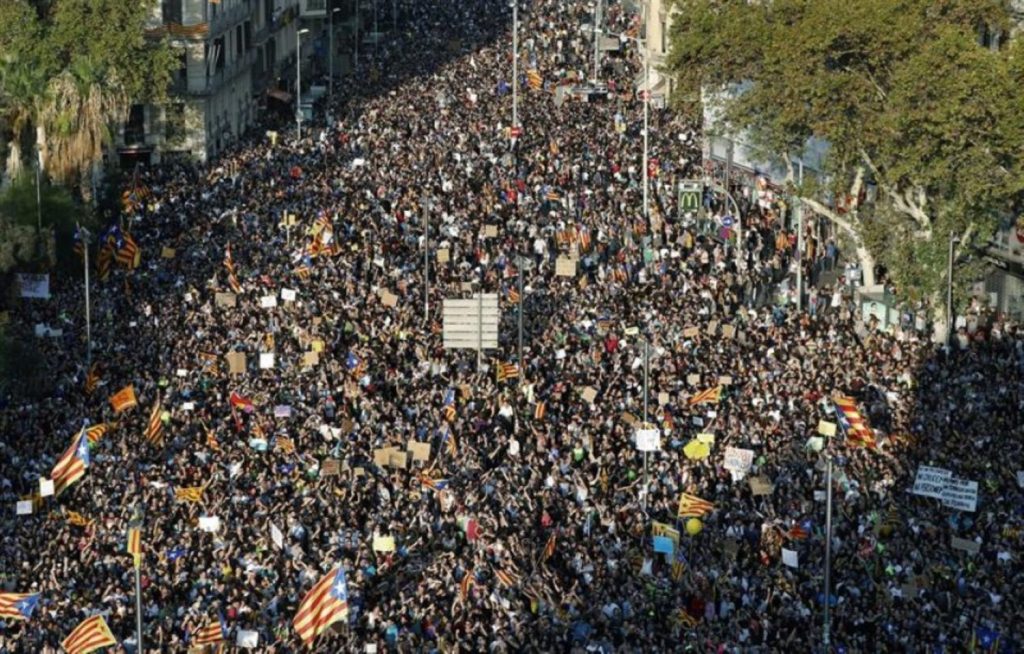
62;614;117;654
65;510;95;529
494;567;521;587
495;362;519;382
85;423;109;445
442;428;457;457
677;492;715;519
833;393;877;449
109;385;138;413
174;486;205;503
0;593;40;621
127;527;142;567
442;388;457;422
688;385;722;405
459;572;474;601
542;533;556;562
534;401;546;421
51;427;90;495
293;567;349;646
115;233;140;269
83;364;100;395
419;474;449;492
194;616;226;646
223;243;236;275
145;395;163;446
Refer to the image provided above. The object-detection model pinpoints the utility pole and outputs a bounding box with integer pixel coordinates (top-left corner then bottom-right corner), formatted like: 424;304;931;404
592;0;602;83
296;28;309;139
80;226;92;365
517;257;524;366
329;5;338;100
641;339;650;513
512;0;518;130
423;207;429;324
642;45;649;224
823;457;833;650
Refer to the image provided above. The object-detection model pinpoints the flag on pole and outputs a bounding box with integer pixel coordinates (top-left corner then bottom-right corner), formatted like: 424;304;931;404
193;616;227;646
494;567;521;587
687;385;723;405
115;233;140;269
127;527;142;568
144;395;163;446
174;486;205;503
83;364;100;395
542;533;556;562
292;567;350;646
495;362;519;382
443;428;457;457
527;69;542;90
229;391;254;412
459;572;474;601
61;615;118;654
419;473;450;492
51;426;90;495
0;593;40;621
534;401;546;421
109;385;138;413
85;423;109;445
677;493;715;518
833;393;878;448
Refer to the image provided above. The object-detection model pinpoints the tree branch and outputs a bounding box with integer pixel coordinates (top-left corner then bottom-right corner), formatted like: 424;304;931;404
859;147;931;235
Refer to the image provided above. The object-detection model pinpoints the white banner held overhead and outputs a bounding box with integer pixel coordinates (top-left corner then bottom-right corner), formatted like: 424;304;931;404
910;465;952;499
442;294;499;350
723;447;754;478
16;273;50;299
940;478;978;512
635;425;661;452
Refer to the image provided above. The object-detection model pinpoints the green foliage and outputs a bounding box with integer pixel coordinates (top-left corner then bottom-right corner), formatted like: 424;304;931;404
0;172;82;232
666;0;1024;307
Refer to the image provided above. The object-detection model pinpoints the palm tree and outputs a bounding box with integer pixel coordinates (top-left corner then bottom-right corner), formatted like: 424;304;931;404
36;58;128;198
0;59;45;183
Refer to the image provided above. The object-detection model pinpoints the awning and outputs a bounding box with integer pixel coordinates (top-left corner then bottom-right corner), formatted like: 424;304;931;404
267;89;292;103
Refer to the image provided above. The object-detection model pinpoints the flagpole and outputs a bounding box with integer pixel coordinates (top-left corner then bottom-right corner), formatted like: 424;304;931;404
823;455;833;650
423;206;429;325
512;0;518;130
517;254;524;369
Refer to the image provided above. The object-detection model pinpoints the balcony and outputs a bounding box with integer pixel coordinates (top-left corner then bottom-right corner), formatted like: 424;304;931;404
301;0;326;17
183;50;257;97
209;0;250;36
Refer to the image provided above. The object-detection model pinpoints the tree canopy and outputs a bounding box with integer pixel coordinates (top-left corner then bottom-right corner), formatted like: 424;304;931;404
666;0;1024;307
0;0;177;187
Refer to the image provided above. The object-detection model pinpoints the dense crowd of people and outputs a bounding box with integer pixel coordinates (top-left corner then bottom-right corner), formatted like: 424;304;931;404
1;0;1022;652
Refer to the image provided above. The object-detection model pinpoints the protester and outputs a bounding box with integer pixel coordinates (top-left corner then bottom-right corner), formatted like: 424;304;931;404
1;1;1021;652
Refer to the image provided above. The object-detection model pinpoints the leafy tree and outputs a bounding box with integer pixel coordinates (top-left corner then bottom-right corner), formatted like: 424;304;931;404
0;0;177;190
666;0;1024;315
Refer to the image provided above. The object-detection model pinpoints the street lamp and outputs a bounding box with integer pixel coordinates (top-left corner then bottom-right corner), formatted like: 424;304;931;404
329;6;342;100
946;234;960;346
511;0;518;130
296;27;310;140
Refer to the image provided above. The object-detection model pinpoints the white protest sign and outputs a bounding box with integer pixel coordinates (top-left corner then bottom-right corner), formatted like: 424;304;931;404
198;516;222;532
260;295;278;308
39;478;55;497
911;465;952;499
723;447;754;478
16;501;33;515
236;630;259;648
281;288;297;302
16;273;50;299
635;426;661;452
1017;470;1024;488
940;478;978;512
782;548;799;568
270;523;284;549
259;353;275;369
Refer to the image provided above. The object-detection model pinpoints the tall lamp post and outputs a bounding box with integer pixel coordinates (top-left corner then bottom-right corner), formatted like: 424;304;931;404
511;0;518;130
329;6;342;100
946;234;959;346
296;27;310;139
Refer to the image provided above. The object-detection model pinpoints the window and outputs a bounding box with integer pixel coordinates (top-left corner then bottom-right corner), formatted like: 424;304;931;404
307;0;326;10
244;20;252;50
166;103;187;143
161;0;182;24
214;37;226;70
661;21;667;54
124;105;146;145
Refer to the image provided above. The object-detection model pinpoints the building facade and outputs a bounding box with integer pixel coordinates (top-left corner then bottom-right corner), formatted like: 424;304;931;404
115;0;308;165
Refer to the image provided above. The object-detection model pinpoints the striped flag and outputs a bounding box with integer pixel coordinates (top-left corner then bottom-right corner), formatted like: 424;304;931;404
293;567;349;646
495;362;519;382
96;240;114;281
677;492;715;518
687;385;722;405
109;385;138;413
193;617;226;646
507;287;520;304
223;243;236;275
51;426;90;495
786;524;810;540
174;486;205;503
198;351;220;375
0;593;40;621
419;473;450;492
534;401;546;421
229;391;254;412
144;395;163;446
676;610;700;629
115;233;141;269
83;364;100;395
227;271;242;293
494;567;521;587
62;615;117;654
127;527;142;567
833;393;877;448
65;510;95;529
526;69;542;90
459;571;474;601
443;429;457;457
542;533;556;562
205;426;220;451
85;423;109;445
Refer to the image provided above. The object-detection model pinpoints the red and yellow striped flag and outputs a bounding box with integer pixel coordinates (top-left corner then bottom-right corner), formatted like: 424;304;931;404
534;401;546;421
678;493;715;518
127;527;142;568
542;533;556;562
193;619;225;645
83;364;100;395
293;567;349;646
109;385;138;413
459;572;474;601
174;486;205;503
687;385;722;405
144;396;163;446
85;423;109;445
527;69;542;90
494;567;521;587
62;615;117;654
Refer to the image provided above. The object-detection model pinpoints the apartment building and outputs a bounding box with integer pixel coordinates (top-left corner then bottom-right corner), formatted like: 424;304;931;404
114;0;309;165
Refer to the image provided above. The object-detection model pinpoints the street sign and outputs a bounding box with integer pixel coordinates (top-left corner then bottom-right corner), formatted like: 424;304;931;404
442;294;499;350
678;181;702;214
